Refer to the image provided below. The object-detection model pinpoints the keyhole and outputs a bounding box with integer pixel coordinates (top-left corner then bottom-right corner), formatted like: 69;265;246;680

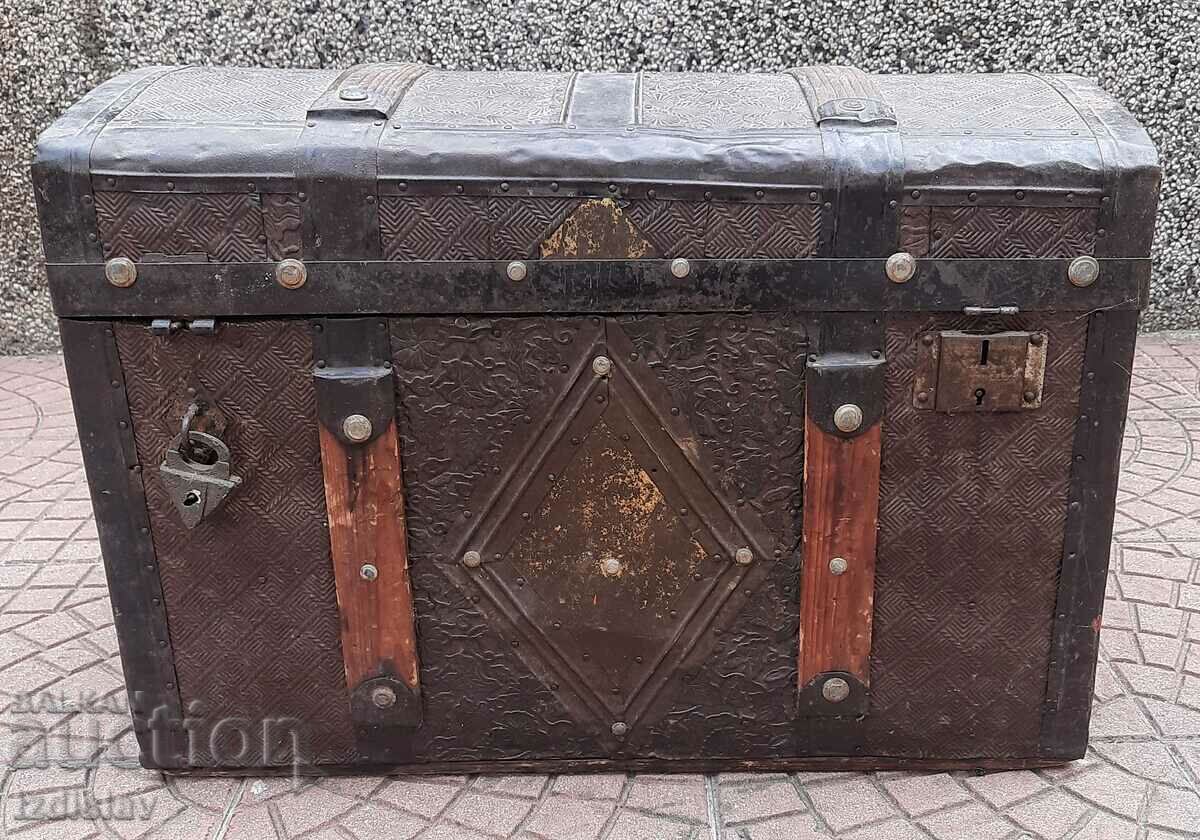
979;339;990;366
974;388;986;406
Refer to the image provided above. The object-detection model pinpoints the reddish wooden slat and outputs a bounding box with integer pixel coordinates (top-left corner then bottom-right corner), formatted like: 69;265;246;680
318;419;420;694
798;418;881;689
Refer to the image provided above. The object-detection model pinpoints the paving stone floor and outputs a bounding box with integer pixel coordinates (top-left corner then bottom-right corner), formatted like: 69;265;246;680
2;334;1200;839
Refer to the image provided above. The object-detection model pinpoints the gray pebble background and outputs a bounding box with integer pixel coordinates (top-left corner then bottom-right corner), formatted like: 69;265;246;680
1;1;1196;352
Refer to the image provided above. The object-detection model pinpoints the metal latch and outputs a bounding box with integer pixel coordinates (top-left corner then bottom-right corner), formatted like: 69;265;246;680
913;330;1048;413
150;318;217;336
158;402;241;528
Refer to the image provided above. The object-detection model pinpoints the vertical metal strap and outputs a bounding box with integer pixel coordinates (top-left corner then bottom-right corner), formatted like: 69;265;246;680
298;64;428;259
59;319;187;768
1040;309;1138;756
312;318;423;757
792;66;901;733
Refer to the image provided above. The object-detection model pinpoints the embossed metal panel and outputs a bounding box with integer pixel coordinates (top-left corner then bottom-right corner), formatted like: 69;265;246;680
390;314;806;756
638;72;816;130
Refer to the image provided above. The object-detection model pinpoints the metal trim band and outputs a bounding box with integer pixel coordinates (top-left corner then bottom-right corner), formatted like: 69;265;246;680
48;257;1150;318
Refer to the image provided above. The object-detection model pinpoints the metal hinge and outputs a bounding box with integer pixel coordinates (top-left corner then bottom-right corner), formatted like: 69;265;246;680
149;318;217;336
962;305;1020;317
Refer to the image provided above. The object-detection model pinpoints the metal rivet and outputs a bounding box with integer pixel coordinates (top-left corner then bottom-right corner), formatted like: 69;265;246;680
105;257;137;288
829;557;848;575
370;685;396;708
462;550;482;568
833;403;864;433
592;355;612;377
339;86;368;101
360;563;378;581
822;677;850;703
885;251;917;283
916;391;929;403
1030;334;1045;346
670;257;690;279
1024;390;1037;402
734;547;753;566
275;258;307;289
601;556;622;575
500;181;510;192
842;98;865;111
1068;255;1100;287
921;333;935;346
342;414;373;442
507;260;528;283
611;721;628;737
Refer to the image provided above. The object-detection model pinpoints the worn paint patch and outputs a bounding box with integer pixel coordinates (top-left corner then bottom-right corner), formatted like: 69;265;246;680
539;198;656;259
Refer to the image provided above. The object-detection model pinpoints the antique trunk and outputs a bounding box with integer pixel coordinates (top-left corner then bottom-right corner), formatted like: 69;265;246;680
33;65;1159;773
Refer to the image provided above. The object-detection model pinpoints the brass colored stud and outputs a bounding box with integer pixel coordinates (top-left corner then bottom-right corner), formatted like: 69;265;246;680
822;677;850;703
592;355;613;377
462;550;482;568
342;414;373;443
370;685;396;708
360;564;378;581
105;257;137;288
829;557;848;576
611;721;628;737
885;251;917;283
833;404;864;433
507;260;528;282
670;258;691;279
275;258;307;289
1068;256;1100;287
734;547;753;566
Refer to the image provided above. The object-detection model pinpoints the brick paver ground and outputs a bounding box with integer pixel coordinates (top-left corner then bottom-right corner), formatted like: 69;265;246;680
2;334;1200;839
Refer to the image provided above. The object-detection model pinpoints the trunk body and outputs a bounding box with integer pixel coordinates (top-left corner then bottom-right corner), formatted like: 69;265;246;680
35;65;1159;772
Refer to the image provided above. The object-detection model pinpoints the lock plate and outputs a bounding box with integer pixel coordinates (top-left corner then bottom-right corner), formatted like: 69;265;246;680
914;330;1047;413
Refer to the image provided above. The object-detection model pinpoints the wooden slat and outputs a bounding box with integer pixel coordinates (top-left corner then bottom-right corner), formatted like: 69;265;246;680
319;419;420;695
798;417;881;689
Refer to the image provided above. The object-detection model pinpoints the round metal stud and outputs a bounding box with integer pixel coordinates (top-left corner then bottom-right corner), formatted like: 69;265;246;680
829;557;848;576
822;677;851;704
462;550;482;569
275;258;307;289
1068;255;1100;288
734;547;753;566
611;721;629;737
342;414;373;443
339;86;369;102
833;403;864;433
105;257;137;288
592;355;613;377
507;260;528;282
360;564;378;581
670;257;691;279
370;685;397;708
885;251;917;284
601;556;622;576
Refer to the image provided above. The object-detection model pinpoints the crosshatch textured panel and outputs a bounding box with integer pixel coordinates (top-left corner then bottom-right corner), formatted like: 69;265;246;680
867;312;1087;757
899;205;1099;258
393;70;574;126
114;321;355;766
874;74;1089;131
380;196;823;260
638;73;816;130
378;196;578;260
95;191;268;262
112;67;337;124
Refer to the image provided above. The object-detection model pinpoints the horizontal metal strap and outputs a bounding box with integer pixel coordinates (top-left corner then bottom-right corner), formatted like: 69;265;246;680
48;258;1149;319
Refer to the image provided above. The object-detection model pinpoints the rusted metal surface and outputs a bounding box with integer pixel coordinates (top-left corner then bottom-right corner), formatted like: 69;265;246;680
915;330;1049;413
